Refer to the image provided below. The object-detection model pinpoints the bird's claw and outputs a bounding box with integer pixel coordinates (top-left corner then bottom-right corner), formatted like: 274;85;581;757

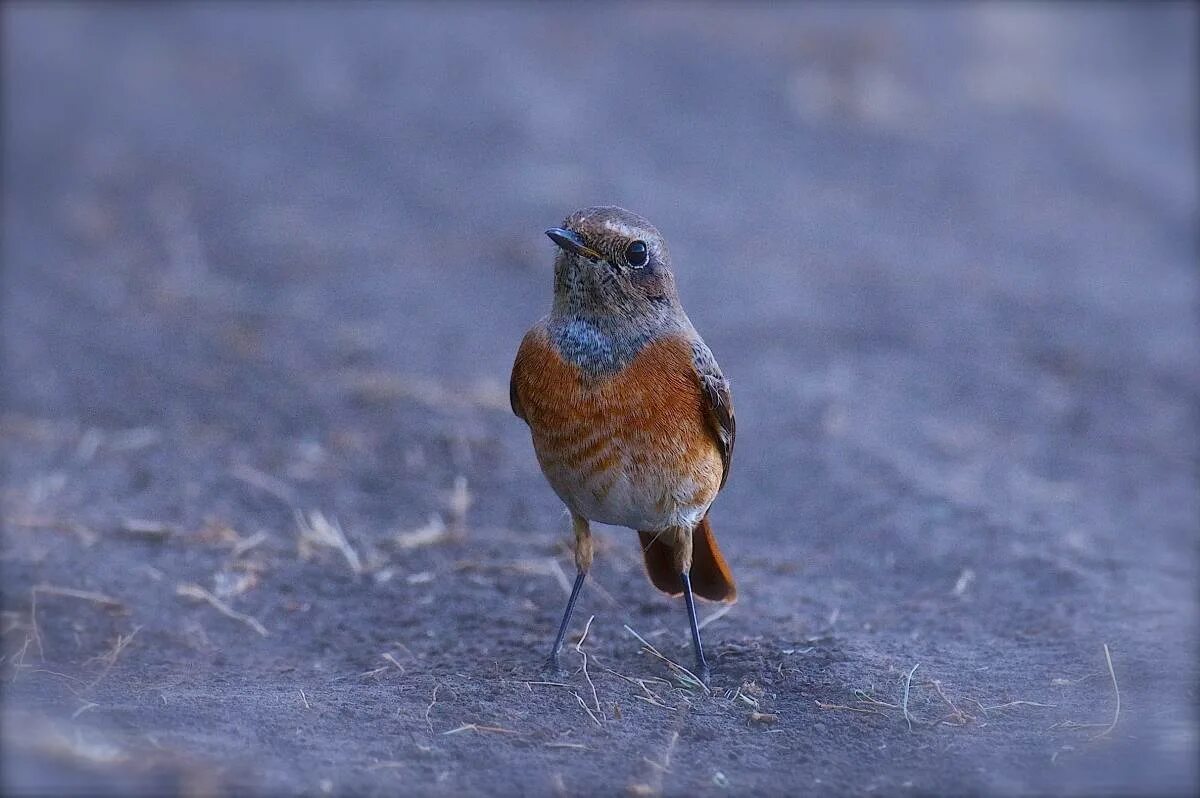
542;656;567;680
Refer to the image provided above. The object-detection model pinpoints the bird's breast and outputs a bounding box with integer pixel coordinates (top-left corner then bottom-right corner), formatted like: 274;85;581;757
513;329;722;530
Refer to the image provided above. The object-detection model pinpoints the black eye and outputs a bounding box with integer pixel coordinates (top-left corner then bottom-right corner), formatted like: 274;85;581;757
624;240;648;268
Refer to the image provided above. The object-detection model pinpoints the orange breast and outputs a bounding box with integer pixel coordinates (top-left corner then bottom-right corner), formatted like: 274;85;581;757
512;329;722;530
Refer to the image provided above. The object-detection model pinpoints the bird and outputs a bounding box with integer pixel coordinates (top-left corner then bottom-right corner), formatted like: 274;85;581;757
510;205;736;682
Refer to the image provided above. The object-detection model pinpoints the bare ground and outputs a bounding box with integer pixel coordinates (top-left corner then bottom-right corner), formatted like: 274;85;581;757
2;3;1198;796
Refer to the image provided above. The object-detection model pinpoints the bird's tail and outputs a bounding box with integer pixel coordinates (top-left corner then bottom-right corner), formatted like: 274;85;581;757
638;515;737;603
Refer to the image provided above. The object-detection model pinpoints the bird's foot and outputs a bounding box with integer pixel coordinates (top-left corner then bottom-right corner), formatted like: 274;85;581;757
541;656;567;680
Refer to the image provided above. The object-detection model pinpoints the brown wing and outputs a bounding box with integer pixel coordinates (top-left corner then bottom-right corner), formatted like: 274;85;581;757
509;329;537;422
691;341;735;489
509;365;525;421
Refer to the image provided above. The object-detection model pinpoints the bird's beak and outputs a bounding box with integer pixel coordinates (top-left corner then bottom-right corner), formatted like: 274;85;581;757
546;227;602;262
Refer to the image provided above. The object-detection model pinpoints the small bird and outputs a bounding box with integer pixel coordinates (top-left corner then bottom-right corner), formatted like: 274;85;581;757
510;206;736;681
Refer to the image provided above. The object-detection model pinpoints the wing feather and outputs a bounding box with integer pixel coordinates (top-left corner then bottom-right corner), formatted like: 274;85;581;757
690;340;735;489
509;330;538;422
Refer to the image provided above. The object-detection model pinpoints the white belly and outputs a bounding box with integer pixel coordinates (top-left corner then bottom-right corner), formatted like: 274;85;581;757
541;442;715;532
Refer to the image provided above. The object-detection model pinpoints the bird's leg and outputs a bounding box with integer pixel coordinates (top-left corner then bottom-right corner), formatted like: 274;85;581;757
545;513;593;675
674;526;710;684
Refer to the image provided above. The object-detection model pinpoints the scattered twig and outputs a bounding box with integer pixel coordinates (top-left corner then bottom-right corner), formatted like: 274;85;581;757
33;585;123;607
624;625;710;695
230;531;269;559
576;615;602;721
107;427;161;452
118;519;174;541
928;679;972;726
1051;744;1076;764
594;663;676;711
981;700;1056;712
85;626;142;689
295;510;363;575
545;558;575;597
446;476;472;535
395;515;449;550
1091;643;1120;740
28;591;43;659
7;636;32;680
902;663;920;732
952;568;975;596
525;682;602;725
632;694;677;711
299;689;311;710
697;603;734;632
816;700;889;716
574;693;602;728
176;583;268;636
442;723;521;736
231;464;297;505
854;688;899;709
425;684;441;732
26;669;88;690
72;701;99;719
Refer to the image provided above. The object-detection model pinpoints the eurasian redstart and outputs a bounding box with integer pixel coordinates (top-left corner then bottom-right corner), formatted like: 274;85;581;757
511;206;736;681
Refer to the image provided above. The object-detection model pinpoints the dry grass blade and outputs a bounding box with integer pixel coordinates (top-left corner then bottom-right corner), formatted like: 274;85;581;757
575;693;602;727
176;583;268;636
446;475;472;534
854;688;899;709
85;626;142;689
230;531;269;559
231;464;298;505
442;723;521;736
295;510;363;574
425;684;441;732
816;700;889;716
624;624;710;695
696;603;733;632
1091;643;1120;740
546;558;574;597
576;615;602;720
72;701;99;719
521;680;602;725
928;679;973;726
981;700;1056;712
118;519;174;540
595;663;676;711
395;515;449;550
33;585;123;607
902;663;920;732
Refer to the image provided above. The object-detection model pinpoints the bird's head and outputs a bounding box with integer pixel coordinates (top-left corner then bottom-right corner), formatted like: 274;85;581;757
545;206;679;319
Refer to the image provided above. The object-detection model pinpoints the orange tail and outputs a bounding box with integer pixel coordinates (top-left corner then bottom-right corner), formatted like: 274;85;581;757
638;516;737;603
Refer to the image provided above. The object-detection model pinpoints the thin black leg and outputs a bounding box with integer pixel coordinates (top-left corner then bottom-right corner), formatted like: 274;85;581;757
545;570;587;674
681;571;711;683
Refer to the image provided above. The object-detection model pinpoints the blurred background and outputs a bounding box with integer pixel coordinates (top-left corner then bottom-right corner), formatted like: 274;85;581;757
3;3;1197;796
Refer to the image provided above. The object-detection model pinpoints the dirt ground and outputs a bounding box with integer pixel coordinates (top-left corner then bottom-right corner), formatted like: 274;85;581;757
2;3;1197;796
